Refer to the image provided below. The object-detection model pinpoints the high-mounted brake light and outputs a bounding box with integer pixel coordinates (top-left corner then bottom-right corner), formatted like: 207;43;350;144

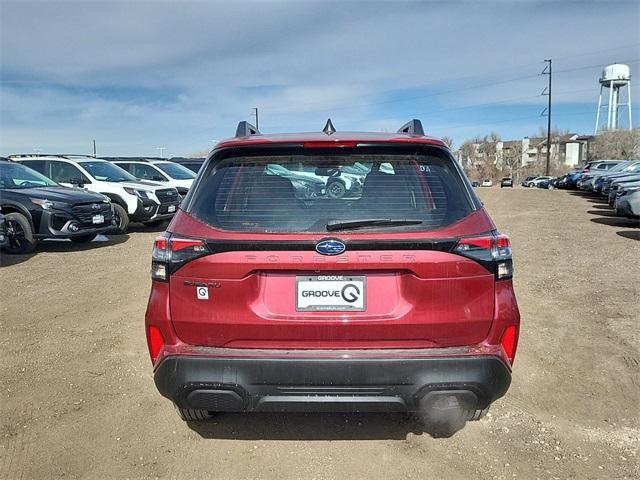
151;233;209;281
454;233;513;280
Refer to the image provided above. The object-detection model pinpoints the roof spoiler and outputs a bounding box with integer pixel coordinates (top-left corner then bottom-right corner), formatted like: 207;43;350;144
235;121;260;137
397;119;425;136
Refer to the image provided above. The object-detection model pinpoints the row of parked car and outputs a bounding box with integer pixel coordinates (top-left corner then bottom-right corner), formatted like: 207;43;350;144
0;153;391;254
573;160;640;218
522;160;640;218
470;178;513;188
0;155;208;254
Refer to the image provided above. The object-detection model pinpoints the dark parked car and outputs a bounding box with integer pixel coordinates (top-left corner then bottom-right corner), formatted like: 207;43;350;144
608;176;640;206
145;119;520;437
169;157;206;174
536;177;558;189
471;181;480;187
0;160;114;253
562;171;583;189
500;177;513;188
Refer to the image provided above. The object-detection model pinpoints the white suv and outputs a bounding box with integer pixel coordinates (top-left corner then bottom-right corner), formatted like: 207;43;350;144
110;159;196;195
10;155;180;233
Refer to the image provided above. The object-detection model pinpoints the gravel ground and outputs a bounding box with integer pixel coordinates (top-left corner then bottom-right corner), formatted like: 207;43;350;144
0;187;638;480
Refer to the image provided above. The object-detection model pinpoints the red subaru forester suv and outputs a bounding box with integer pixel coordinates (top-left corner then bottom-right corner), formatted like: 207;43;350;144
145;119;520;436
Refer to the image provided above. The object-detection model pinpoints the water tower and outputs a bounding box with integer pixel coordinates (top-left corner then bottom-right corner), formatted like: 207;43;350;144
594;63;632;133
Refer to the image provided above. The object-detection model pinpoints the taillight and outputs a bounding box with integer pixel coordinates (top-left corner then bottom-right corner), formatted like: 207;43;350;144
147;325;165;363
500;325;519;365
454;233;513;280
151;232;209;281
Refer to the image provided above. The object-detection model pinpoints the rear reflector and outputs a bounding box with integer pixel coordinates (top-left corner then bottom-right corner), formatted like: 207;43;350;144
147;325;165;363
500;325;518;365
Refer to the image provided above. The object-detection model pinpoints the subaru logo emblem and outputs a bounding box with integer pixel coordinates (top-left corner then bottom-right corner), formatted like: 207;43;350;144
315;238;346;256
91;204;101;211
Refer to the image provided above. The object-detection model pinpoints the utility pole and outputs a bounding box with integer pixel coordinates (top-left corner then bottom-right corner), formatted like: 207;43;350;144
156;147;166;158
252;107;259;130
93;139;97;158
541;59;552;176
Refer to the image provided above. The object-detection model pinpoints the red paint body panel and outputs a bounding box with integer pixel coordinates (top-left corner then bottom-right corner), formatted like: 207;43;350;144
145;134;520;372
169;250;495;348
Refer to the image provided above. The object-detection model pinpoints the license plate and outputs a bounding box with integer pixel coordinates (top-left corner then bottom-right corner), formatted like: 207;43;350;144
167;205;176;213
296;275;366;311
92;214;104;224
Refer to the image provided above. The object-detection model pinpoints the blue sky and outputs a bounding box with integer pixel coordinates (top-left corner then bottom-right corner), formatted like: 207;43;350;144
1;0;639;156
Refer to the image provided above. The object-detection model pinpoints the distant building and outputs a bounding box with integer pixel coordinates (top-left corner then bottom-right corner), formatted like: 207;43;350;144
527;133;592;167
457;133;593;170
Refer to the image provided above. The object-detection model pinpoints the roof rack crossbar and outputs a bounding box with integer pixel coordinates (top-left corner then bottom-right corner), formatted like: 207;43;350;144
397;119;425;136
235;121;260;138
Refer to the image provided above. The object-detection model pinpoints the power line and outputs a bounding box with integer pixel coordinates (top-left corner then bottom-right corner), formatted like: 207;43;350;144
554;58;640;75
267;87;598;130
262;60;639;118
415;88;594;119
426;107;640;133
261;49;640;116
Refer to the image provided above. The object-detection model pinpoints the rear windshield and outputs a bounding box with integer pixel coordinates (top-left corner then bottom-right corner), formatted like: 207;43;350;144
187;151;474;233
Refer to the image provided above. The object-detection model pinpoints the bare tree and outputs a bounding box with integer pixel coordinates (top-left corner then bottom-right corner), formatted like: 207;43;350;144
458;139;479;175
441;136;455;150
501;142;523;178
589;129;640;160
473;132;501;180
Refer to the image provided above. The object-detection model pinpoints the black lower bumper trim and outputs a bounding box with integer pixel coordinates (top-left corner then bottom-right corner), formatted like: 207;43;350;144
154;355;511;413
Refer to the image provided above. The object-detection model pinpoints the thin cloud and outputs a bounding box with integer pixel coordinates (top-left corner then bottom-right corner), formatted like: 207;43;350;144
1;0;638;155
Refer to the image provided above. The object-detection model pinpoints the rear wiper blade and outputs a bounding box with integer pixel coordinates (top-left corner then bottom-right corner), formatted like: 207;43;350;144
326;218;423;231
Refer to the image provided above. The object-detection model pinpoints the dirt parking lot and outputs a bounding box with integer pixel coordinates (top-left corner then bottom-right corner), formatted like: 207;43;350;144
1;187;638;480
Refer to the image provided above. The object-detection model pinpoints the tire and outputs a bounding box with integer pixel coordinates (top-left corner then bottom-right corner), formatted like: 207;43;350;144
326;180;346;199
111;204;129;234
69;234;98;243
175;406;214;422
4;212;37;254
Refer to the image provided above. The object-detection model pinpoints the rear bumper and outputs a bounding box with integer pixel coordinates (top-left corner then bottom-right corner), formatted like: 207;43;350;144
154;352;511;413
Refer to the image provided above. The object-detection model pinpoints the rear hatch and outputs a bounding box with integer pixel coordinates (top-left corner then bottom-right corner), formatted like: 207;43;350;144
164;145;500;349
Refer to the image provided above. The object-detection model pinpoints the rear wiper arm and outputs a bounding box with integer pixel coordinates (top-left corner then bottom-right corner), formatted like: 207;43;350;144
326;218;423;231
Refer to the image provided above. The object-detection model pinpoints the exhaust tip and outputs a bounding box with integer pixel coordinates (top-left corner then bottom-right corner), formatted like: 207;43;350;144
417;390;478;438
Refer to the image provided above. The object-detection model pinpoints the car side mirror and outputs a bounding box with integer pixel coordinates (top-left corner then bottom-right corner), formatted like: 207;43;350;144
69;178;84;187
153;176;166;182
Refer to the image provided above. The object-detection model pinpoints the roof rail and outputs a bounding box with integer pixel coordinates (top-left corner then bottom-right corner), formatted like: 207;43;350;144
102;157;165;162
397;119;425;136
235;121;260;137
7;153;96;159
